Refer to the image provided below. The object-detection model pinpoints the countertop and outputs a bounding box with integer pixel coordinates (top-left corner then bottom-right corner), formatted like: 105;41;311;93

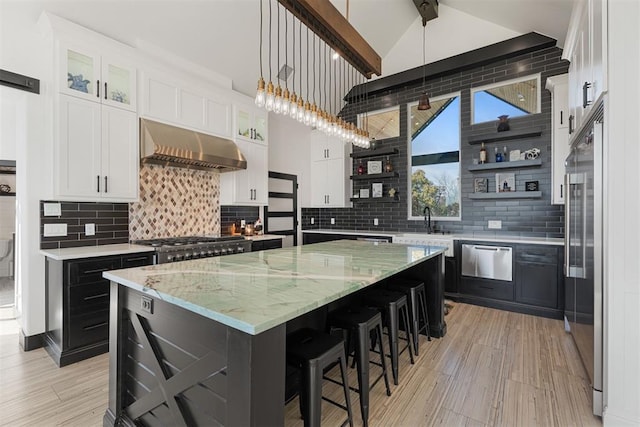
40;244;155;261
103;240;445;335
302;229;564;246
240;234;286;241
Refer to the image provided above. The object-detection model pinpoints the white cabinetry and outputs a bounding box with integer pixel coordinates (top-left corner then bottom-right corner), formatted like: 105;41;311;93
139;69;232;138
59;42;136;112
220;101;269;206
235;104;267;143
546;74;570;205
57;95;138;200
564;0;607;136
309;130;351;207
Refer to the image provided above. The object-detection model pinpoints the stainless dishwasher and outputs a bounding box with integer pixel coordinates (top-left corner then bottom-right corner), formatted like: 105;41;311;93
461;244;513;281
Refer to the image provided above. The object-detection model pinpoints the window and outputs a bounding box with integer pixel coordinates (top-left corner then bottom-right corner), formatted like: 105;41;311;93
358;106;400;140
471;74;541;124
409;93;461;220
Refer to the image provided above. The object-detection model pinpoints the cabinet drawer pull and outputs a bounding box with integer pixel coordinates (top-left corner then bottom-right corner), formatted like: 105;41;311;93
96;80;100;98
97;175;100;192
104;176;108;193
480;285;494;290
82;267;110;275
83;321;108;331
124;257;149;262
560;184;563;198
582;81;592;109
104;82;107;100
568;115;574;134
84;292;109;301
560;110;563;125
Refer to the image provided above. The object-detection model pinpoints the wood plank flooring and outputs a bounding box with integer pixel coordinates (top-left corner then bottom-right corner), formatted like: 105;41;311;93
0;303;601;426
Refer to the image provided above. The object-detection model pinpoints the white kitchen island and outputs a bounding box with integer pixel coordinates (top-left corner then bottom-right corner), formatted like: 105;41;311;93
102;240;446;426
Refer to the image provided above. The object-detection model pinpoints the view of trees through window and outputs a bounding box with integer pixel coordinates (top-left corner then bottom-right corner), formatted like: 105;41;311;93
410;95;461;219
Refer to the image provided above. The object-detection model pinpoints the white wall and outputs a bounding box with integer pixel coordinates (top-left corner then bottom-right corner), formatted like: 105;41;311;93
603;1;640;424
380;4;521;78
267;113;311;244
0;2;53;338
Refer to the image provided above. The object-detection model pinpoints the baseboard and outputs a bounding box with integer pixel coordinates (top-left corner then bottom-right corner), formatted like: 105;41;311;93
43;333;108;367
446;294;564;319
19;330;44;351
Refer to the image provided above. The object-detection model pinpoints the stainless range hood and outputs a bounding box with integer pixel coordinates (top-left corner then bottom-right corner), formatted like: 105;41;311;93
140;118;246;172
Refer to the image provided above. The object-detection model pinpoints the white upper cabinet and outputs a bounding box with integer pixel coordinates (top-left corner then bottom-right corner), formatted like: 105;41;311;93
219;138;268;206
308;130;351;208
59;42;136;112
235;104;267;144
564;0;607;136
139;68;232;138
57;95;138;201
546;74;570;205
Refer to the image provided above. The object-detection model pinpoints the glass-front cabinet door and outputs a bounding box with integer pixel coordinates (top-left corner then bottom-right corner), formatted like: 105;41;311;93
253;111;267;143
102;57;136;112
236;108;252;140
60;45;100;102
59;44;136;111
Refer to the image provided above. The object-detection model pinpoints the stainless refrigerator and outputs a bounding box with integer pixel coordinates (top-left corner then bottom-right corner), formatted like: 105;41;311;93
564;101;603;416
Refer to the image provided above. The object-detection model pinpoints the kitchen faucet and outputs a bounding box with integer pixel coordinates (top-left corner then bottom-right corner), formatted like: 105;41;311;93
423;206;433;234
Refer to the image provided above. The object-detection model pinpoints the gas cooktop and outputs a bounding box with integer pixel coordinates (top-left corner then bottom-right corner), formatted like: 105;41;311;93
132;236;251;263
133;235;245;248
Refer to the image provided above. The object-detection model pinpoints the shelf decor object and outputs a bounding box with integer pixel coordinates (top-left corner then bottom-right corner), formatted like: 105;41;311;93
467;127;543;145
474;178;488;193
496;173;515;192
525;181;539;191
367;161;382;174
372;183;383;198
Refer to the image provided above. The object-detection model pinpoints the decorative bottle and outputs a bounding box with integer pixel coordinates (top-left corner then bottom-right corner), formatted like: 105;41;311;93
495;146;503;162
479;142;487;164
503;146;508;162
384;156;393;173
357;160;365;175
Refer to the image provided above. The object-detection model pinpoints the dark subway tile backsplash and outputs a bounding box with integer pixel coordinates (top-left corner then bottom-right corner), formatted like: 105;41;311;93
302;46;568;239
40;201;129;249
221;205;260;235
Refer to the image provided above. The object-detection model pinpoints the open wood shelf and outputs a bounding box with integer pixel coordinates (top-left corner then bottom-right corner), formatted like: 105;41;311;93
467;128;543;145
350;147;398;158
350;172;399;180
468;191;542;200
468;159;542;171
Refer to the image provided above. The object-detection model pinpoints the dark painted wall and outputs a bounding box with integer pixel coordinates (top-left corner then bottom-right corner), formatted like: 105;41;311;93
302;46;569;239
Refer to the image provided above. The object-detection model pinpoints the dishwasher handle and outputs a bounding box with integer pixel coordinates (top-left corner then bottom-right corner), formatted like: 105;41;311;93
472;245;511;251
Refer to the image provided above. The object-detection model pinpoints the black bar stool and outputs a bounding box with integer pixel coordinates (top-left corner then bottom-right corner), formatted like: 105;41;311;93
328;306;392;427
286;328;354;427
363;289;414;385
388;280;431;356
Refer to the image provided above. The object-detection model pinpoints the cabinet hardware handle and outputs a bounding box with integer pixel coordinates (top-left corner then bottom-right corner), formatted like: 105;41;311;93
82;267;110;274
568;115;574;134
104;82;107;100
97;175;100;192
84;293;109;301
560;111;563;125
125;257;149;262
83;322;108;331
560;184;563;198
327;194;329;204
582;81;592;109
104;176;108;193
479;286;494;290
96;80;100;98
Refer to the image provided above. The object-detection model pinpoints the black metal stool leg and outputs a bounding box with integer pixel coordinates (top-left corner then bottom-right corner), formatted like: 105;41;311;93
339;346;354;427
376;322;392;397
401;304;415;364
355;324;370;427
418;288;431;341
387;303;400;385
409;287;420;355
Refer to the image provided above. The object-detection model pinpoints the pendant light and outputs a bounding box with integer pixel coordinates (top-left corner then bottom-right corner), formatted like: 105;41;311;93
417;17;431;111
273;3;283;114
281;8;290;116
255;0;266;107
295;15;304;121
264;0;275;111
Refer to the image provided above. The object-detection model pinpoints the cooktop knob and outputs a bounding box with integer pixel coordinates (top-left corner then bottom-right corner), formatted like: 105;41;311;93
236;246;244;253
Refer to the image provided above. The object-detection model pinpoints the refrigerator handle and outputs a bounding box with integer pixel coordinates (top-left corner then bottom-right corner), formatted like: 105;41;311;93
564;173;571;277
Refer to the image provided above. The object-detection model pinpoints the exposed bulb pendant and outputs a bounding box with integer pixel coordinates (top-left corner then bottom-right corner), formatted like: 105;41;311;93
273;85;283;114
289;92;298;118
255;77;266;107
296;97;305;122
265;81;275;111
281;88;290;115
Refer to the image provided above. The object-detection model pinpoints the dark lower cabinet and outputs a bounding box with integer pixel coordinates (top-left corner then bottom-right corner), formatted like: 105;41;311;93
251;238;283;251
44;252;153;367
444;256;458;294
452;242;564;319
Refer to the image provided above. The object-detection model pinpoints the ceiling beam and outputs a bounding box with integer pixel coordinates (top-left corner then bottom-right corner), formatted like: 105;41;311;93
278;0;382;78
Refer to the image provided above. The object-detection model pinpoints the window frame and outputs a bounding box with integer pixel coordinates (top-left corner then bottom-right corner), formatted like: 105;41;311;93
407;92;462;222
357;105;400;141
470;73;542;125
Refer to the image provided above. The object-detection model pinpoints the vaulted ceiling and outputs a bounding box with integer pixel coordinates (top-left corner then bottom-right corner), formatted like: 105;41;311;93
3;0;573;98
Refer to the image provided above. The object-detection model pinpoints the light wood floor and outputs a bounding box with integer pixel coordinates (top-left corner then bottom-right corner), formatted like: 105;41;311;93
0;303;601;426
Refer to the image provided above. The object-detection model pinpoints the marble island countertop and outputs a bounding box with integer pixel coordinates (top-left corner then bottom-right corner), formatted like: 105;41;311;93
104;240;445;335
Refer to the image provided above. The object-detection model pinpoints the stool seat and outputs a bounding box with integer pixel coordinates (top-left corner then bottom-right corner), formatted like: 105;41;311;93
328;306;391;427
363;289;414;385
286;328;354;427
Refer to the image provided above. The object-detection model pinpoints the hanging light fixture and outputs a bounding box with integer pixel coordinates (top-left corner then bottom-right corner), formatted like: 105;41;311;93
417;4;431;111
255;0;266;107
264;0;275;111
281;9;290;116
288;11;298;118
273;3;284;114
